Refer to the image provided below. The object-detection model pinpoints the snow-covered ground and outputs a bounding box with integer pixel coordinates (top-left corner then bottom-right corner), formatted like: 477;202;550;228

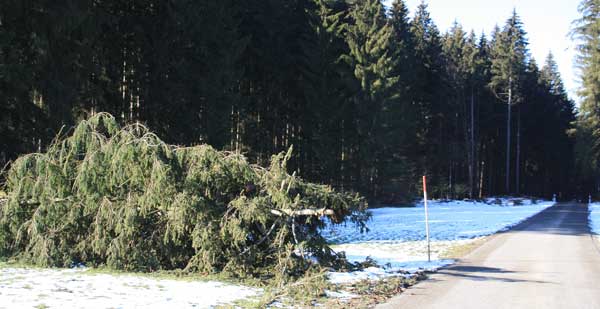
0;267;260;309
325;198;553;284
589;202;600;235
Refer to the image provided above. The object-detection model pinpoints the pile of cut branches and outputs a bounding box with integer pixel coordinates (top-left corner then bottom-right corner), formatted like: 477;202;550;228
0;113;368;280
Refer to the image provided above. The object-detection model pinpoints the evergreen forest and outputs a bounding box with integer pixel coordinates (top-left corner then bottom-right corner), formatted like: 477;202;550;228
2;0;599;203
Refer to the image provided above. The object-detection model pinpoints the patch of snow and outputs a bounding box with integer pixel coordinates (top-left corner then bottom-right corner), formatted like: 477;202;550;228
324;199;553;244
589;203;600;235
324;289;359;300
383;259;454;273
327;259;453;285
327;267;397;284
324;198;553;284
332;239;476;265
0;267;260;309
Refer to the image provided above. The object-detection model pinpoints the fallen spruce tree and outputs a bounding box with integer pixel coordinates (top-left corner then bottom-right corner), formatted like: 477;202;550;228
0;113;368;281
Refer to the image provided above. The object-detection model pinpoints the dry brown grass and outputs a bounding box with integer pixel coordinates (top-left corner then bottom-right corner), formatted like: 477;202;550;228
440;237;488;259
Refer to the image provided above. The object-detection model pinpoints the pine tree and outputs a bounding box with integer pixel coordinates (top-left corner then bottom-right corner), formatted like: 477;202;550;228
381;0;419;201
342;0;398;197
463;31;482;198
541;52;566;96
572;0;600;196
540;54;576;195
298;0;350;188
472;33;496;196
442;23;469;198
410;1;448;197
573;0;600;109
0;113;368;278
519;56;575;196
489;10;529;194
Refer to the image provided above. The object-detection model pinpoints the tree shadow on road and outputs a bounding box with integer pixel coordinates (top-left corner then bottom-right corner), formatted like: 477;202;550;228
434;265;555;284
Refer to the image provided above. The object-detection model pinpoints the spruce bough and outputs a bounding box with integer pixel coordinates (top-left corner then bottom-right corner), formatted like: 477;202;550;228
0;113;368;279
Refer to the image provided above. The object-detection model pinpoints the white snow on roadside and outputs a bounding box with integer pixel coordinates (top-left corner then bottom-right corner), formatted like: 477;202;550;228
0;267;260;309
325;198;553;284
324;289;359;300
327;267;393;285
332;239;476;269
327;260;452;285
589;203;600;235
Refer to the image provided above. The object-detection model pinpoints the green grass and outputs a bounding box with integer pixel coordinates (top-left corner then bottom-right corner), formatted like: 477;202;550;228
0;259;48;270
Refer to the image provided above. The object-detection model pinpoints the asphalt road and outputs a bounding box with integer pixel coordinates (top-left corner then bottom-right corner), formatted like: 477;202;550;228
377;203;600;309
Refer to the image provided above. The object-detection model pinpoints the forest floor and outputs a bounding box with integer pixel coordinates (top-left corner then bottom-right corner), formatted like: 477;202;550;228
0;198;553;308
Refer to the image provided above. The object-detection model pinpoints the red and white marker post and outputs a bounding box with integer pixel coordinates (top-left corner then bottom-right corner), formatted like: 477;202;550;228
423;176;431;262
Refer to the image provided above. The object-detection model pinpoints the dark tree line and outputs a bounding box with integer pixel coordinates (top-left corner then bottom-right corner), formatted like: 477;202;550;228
0;0;576;202
573;0;600;198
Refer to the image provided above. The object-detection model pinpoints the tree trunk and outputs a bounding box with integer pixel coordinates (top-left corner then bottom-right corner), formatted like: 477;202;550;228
448;164;452;200
506;77;512;194
488;149;494;196
479;159;485;198
461;88;471;199
516;105;521;195
469;87;475;199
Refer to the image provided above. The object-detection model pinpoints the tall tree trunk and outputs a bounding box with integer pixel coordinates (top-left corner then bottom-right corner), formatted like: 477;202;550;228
469;87;475;199
506;76;512;194
488;150;494;196
448;164;452;200
462;89;471;199
516;105;521;195
479;158;485;198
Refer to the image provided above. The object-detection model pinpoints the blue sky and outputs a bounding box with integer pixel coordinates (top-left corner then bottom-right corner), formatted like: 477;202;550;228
383;0;580;102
